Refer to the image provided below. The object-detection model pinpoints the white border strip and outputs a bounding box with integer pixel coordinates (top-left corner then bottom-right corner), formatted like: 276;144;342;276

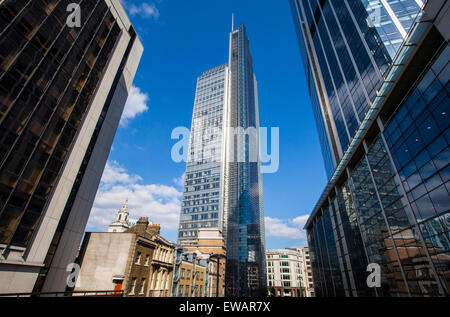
415;0;424;9
380;0;408;38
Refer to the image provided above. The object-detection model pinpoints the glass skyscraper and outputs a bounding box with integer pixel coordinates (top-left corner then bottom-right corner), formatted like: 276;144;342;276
178;25;266;296
0;0;143;294
178;64;228;243
225;25;266;297
291;0;449;296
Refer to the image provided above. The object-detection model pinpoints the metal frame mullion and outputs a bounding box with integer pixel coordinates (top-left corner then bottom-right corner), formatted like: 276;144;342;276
343;0;384;81
313;215;328;297
0;0;107;251
328;0;373;124
345;167;380;297
324;196;341;297
23;12;124;266
0;0;34;39
0;0;91;160
362;143;411;297
330;189;357;297
310;0;355;139
0;0;97;219
312;0;362;127
297;0;343;160
376;117;445;296
8;6;113;251
0;0;65;84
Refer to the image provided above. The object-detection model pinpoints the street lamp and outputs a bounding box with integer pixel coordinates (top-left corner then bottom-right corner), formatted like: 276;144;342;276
191;252;197;297
209;254;226;297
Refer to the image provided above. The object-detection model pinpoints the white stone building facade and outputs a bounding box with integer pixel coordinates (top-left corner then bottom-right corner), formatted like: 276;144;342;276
266;248;315;297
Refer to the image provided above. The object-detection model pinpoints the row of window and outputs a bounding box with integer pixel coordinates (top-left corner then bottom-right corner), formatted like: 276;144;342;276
266;254;309;259
180;268;204;281
268;268;303;274
176;285;204;297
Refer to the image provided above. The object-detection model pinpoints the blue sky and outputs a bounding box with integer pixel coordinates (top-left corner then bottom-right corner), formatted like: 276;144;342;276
86;0;328;250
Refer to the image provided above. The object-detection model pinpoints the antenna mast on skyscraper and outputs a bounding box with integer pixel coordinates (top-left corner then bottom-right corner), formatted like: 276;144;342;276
232;13;234;31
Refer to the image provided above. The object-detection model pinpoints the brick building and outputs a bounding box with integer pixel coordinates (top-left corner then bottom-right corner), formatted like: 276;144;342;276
75;214;175;297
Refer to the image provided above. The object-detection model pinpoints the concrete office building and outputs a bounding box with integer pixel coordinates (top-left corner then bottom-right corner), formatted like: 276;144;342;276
290;0;449;296
266;248;314;297
292;247;315;297
0;0;143;294
177;24;266;296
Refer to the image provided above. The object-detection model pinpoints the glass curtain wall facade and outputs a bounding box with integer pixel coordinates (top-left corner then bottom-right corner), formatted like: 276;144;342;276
290;0;424;176
224;25;266;297
177;25;266;296
178;64;227;244
291;0;449;297
0;0;142;294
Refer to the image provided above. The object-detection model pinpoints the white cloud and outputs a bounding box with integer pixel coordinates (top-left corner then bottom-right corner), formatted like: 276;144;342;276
265;217;305;240
264;213;311;247
122;1;160;20
291;214;310;229
100;161;142;186
120;85;149;127
173;172;185;188
87;161;182;233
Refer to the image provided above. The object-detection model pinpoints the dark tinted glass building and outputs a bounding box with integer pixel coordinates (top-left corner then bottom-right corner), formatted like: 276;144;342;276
0;0;142;294
224;25;266;297
291;0;449;296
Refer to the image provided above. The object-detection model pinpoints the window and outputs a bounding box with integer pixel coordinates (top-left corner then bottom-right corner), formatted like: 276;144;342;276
144;255;150;266
181;268;185;278
139;279;145;295
187;270;191;279
178;286;184;297
280;261;289;267
129;278;136;295
184;286;190;297
135;252;141;265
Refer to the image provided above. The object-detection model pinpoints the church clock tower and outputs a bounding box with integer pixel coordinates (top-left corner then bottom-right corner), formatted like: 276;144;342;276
108;199;131;233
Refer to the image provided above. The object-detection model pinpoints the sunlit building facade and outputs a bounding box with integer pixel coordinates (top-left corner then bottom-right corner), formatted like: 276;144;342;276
178;64;228;244
178;25;266;296
224;25;266;297
0;0;143;294
266;248;314;297
291;0;449;296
